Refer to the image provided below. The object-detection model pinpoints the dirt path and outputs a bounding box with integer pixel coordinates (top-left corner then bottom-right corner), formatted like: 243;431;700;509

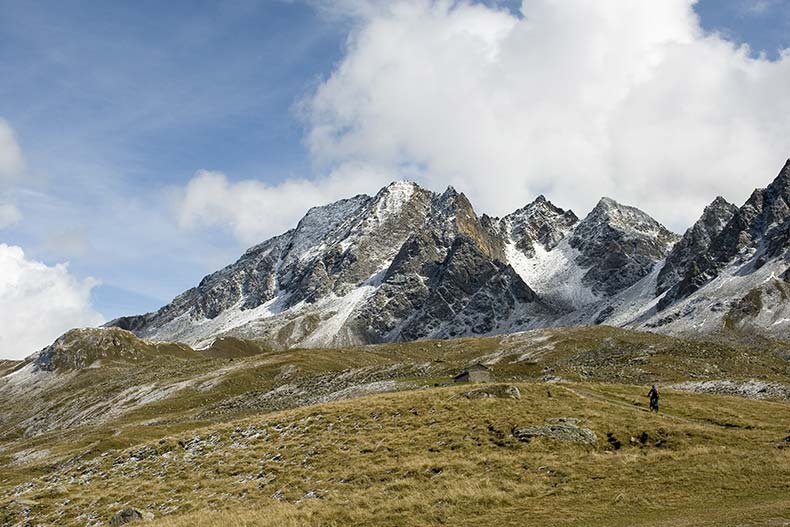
559;384;718;428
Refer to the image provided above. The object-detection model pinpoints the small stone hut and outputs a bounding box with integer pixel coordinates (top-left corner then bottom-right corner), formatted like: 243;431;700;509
454;363;493;383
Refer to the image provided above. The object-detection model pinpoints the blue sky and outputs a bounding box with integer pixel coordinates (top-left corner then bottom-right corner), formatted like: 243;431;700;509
1;0;349;316
697;0;790;59
1;0;789;358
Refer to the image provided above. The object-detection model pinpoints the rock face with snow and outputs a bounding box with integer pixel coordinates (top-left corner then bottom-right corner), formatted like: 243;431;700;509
659;160;790;310
109;159;790;347
568;198;679;297
498;196;578;257
111;182;553;348
344;188;557;343
656;196;739;295
636;159;790;336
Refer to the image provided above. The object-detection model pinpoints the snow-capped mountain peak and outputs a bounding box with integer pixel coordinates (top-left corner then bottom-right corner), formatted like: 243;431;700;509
501;195;579;257
656;195;738;295
584;197;673;238
659;158;790;310
566;197;679;297
109;160;790;348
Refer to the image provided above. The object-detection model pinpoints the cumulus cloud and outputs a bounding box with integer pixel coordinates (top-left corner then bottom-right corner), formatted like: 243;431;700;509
0;244;104;360
176;0;790;243
301;0;790;230
175;167;394;244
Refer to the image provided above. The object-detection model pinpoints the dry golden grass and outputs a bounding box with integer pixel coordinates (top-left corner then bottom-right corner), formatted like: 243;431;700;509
3;326;790;526
4;382;789;526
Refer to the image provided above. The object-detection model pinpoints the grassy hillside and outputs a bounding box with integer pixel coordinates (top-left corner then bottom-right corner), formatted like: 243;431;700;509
0;325;788;526
2;382;789;526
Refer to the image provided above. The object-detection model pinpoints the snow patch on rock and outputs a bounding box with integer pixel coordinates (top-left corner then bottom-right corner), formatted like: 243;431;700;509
505;238;598;310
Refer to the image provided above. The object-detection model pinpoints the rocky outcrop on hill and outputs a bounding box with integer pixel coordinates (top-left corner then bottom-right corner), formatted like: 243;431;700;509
33;328;163;372
512;418;598;445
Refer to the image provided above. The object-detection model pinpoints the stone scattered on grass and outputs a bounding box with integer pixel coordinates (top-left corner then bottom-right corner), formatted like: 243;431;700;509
455;384;521;400
109;508;153;526
512;418;597;445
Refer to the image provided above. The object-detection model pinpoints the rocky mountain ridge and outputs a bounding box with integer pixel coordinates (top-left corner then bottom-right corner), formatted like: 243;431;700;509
105;160;790;349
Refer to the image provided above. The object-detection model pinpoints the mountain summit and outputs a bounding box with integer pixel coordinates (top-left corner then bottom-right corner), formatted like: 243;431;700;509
110;160;790;347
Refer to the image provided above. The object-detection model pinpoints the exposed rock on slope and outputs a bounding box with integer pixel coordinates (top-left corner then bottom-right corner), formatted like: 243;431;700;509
32;327;187;372
656;196;739;295
498;195;579;257
512;419;598;445
569;197;679;297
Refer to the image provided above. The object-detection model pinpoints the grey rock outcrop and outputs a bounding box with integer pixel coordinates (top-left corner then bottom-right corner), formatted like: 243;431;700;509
110;508;153;526
656;196;738;295
457;384;521;400
569;197;679;296
499;195;578;257
512;418;597;445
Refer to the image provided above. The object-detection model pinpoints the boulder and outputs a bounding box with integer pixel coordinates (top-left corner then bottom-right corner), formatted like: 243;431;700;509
110;508;153;526
512;418;597;445
456;384;521;400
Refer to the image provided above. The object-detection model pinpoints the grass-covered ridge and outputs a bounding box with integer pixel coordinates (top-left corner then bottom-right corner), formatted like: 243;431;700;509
1;325;788;526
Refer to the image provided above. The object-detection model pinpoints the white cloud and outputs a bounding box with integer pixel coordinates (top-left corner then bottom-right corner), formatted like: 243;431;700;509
0;118;24;182
175;167;393;245
175;0;790;242
0;202;21;229
0;244;104;360
301;0;790;231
